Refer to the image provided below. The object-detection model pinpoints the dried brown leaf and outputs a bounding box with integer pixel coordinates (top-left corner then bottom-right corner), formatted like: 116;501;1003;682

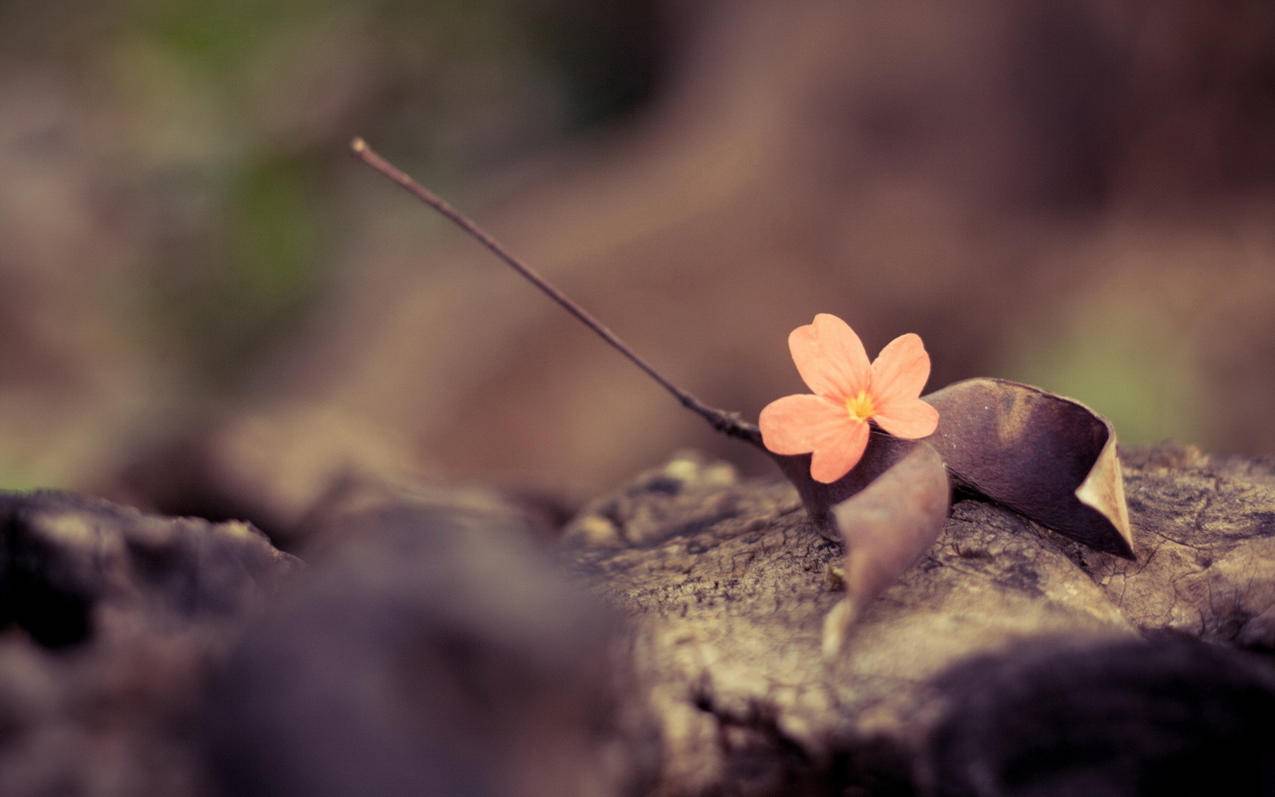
820;442;950;656
769;433;922;540
925;378;1134;558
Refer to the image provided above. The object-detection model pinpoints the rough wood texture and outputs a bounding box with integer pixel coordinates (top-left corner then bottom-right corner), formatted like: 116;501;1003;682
566;444;1275;795
1;444;1272;796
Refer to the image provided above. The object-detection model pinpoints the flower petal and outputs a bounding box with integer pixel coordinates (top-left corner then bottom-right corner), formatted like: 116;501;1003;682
810;420;871;483
874;398;939;439
870;332;931;406
759;394;849;455
788;313;871;400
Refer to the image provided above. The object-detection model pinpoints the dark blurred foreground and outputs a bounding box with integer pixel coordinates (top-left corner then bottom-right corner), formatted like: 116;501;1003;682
0;1;1273;530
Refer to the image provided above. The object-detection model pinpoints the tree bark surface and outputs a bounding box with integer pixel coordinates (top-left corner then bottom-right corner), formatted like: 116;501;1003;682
1;443;1272;796
565;444;1275;794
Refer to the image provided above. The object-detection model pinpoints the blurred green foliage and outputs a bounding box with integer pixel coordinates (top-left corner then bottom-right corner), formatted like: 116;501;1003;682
0;0;660;385
1008;303;1206;448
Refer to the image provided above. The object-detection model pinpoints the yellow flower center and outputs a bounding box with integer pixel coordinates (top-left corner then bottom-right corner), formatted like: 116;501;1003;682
845;390;876;423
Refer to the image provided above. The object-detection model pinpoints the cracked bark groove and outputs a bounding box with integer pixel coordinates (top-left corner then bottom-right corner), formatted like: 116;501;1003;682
565;443;1275;795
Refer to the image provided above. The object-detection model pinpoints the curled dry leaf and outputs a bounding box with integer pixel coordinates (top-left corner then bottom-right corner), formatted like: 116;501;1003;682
925;378;1134;559
768;432;923;540
821;442;950;657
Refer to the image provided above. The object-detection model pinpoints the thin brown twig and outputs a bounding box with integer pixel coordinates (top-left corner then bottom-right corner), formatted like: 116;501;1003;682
350;137;761;447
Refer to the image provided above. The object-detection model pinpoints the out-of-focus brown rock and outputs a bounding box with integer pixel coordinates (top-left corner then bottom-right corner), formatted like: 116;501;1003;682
918;634;1275;797
0;484;650;797
0;491;300;796
204;482;651;797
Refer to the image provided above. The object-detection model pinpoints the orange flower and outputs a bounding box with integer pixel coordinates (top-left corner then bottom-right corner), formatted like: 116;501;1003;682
759;314;939;483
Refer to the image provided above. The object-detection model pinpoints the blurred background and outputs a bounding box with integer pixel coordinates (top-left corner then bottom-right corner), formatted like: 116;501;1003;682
2;0;1273;537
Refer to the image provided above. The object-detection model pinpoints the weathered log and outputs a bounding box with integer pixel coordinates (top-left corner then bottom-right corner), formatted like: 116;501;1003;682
1;443;1272;796
565;444;1275;794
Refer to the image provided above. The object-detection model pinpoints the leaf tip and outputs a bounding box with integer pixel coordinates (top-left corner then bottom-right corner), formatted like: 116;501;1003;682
821;598;862;659
1075;435;1136;559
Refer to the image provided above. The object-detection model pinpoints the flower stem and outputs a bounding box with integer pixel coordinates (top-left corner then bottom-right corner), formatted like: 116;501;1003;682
350;137;762;447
